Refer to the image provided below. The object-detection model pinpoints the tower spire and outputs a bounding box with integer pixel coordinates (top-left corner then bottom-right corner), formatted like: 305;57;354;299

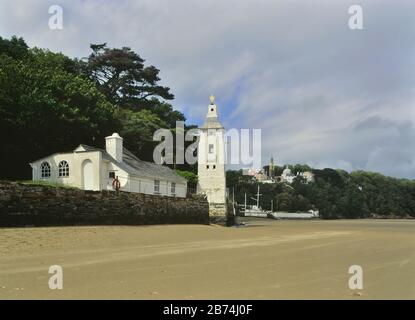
202;95;223;128
197;95;227;217
269;154;274;177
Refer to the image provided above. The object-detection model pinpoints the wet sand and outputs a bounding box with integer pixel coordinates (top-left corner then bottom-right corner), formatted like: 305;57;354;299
0;219;414;299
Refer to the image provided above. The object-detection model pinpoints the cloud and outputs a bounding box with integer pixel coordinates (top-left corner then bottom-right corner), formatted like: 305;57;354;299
0;0;414;178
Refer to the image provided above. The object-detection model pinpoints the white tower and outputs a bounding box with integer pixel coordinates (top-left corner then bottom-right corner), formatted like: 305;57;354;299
197;95;227;216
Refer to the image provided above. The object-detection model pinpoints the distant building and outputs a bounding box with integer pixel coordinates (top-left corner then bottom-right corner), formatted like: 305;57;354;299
278;167;315;184
298;171;315;183
244;157;315;185
242;168;268;183
268;155;275;177
257;171;270;183
280;167;295;183
242;168;257;176
243;155;276;183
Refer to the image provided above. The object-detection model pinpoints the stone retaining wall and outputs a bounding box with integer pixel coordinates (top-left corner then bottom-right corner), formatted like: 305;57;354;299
0;181;209;227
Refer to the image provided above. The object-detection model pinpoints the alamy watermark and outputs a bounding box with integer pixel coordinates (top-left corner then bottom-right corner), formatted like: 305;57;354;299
48;265;63;290
47;4;362;31
348;5;363;30
348;265;363;290
48;5;63;30
153;121;262;170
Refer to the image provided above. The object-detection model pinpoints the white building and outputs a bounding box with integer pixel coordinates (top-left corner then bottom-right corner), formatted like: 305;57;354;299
197;96;227;216
30;133;187;197
280;167;314;184
281;167;296;184
298;171;315;183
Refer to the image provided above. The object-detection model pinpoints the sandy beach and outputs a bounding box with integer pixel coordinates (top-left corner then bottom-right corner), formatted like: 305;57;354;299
0;219;414;299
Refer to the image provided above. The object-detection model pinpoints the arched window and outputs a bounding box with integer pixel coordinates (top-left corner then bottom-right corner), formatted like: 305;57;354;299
58;161;69;177
41;162;51;178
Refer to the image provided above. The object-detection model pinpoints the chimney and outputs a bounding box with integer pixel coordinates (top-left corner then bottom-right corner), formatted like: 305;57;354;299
105;133;123;162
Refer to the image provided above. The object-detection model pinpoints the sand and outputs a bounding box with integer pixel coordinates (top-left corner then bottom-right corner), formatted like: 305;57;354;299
0;219;414;299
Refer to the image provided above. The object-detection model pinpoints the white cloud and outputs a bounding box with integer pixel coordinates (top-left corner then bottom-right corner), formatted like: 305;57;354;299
1;0;414;178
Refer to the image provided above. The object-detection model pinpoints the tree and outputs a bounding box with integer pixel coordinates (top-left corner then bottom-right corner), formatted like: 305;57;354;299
0;36;28;60
226;166;415;219
175;170;198;189
292;195;311;212
80;43;174;110
273;165;285;176
0;47;117;179
275;192;293;211
79;43;191;165
0;36;199;179
290;164;312;174
114;108;167;162
151;100;186;128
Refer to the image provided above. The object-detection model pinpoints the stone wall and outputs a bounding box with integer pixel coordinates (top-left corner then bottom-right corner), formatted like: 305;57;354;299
208;203;227;216
0;181;209;227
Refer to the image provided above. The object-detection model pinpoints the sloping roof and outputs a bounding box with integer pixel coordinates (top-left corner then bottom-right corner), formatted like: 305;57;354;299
75;144;115;162
76;144;101;152
121;148;187;184
76;144;187;184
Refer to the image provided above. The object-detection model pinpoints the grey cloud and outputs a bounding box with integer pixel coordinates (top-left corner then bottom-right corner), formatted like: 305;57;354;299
0;0;414;178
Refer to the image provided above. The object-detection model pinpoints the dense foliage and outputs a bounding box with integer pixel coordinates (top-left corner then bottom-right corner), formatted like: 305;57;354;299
0;36;195;179
175;170;198;189
227;168;415;219
1;35;414;219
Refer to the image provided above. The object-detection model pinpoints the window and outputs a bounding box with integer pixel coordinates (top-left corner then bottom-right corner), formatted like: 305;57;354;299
206;165;209;170
41;162;51;178
58;161;69;177
213;165;216;170
154;180;160;195
171;182;176;197
108;171;115;179
209;144;214;154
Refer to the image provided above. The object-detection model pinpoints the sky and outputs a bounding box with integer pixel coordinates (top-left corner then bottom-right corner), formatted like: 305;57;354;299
1;0;414;178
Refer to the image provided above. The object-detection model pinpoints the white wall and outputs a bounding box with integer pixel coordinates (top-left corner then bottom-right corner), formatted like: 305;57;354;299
197;128;226;204
32;151;187;197
31;151;103;191
74;151;102;191
121;176;187;198
31;153;75;186
100;160;129;191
